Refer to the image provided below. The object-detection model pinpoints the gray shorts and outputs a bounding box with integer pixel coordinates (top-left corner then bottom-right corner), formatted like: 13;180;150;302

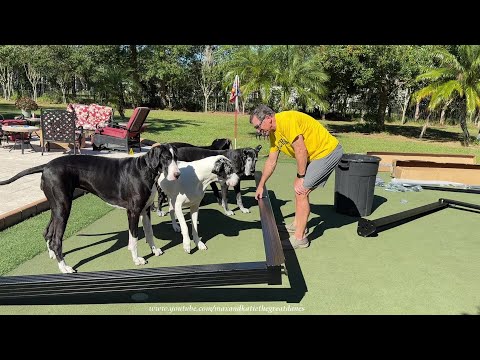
303;144;343;189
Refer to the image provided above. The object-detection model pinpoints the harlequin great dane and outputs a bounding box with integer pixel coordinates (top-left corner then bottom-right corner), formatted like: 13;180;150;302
152;138;231;214
0;144;180;273
159;155;239;253
156;145;262;216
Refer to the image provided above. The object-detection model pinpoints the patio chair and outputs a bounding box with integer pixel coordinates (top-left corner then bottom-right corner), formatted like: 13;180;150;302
41;109;83;155
92;107;150;153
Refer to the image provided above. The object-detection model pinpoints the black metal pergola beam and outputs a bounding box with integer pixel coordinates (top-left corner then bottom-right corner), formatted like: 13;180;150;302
420;185;480;195
357;198;480;237
0;171;285;302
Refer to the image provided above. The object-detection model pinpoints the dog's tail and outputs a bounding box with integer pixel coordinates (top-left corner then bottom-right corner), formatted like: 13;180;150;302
0;164;46;185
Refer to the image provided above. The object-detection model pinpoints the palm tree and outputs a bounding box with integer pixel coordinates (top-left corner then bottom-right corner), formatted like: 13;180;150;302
414;45;480;146
272;45;329;112
221;45;277;112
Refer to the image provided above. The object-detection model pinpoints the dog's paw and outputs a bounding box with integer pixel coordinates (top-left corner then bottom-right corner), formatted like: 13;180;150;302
183;242;191;254
58;263;76;274
239;207;251;214
197;241;208;251
134;257;147;265
225;210;235;216
48;249;56;259
157;210;167;217
151;247;163;256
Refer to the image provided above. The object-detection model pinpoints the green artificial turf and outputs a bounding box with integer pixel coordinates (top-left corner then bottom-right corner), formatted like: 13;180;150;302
0;194;114;276
2;160;480;314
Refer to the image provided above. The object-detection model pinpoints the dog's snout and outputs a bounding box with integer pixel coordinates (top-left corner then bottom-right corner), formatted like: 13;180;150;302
226;173;240;187
174;171;181;179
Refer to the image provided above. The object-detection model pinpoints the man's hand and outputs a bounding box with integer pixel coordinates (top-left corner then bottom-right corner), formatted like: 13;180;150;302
255;187;264;200
294;177;308;195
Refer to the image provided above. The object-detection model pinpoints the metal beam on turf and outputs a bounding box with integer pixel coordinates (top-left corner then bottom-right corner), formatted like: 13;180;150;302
357;198;480;237
0;171;285;303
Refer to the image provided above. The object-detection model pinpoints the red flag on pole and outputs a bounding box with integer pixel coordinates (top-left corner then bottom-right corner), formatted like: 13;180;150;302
229;75;241;104
229;75;240;149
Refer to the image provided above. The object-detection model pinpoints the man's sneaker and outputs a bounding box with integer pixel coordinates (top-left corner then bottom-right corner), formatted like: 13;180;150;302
279;223;309;235
281;235;310;250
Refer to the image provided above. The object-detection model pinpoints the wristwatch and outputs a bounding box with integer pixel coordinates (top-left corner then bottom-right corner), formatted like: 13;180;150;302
296;173;305;178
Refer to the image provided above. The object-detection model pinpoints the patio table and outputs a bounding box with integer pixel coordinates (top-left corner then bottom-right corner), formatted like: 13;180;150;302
0;125;40;154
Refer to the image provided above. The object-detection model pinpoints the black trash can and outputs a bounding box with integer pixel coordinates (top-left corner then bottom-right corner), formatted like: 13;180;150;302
334;154;381;217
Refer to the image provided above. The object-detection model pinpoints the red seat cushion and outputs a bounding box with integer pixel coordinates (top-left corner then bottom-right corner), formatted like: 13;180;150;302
0;119;28;126
0;120;30;140
96;126;140;138
98;127;128;138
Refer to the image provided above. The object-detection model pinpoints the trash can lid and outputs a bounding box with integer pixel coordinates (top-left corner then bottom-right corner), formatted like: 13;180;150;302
341;154;381;163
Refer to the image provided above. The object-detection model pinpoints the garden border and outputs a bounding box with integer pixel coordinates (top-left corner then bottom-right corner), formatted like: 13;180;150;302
0;189;87;231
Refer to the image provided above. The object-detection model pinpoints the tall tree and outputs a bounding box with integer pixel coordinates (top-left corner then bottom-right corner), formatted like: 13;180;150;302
272;45;329;112
128;45;143;107
0;45;21;100
43;45;76;103
19;46;48;101
199;45;219;112
145;45;201;110
414;45;480;145
221;45;276;111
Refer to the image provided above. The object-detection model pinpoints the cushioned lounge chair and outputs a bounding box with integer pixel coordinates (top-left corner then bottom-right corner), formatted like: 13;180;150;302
92;107;150;153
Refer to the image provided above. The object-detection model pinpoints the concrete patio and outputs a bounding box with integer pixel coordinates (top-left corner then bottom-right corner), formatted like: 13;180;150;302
0;137;149;220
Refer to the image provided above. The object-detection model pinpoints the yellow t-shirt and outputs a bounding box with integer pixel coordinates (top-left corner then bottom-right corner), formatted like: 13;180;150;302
269;111;339;161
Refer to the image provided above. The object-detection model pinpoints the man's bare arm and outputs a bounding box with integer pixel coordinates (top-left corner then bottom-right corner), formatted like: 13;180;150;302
255;150;280;199
292;135;308;175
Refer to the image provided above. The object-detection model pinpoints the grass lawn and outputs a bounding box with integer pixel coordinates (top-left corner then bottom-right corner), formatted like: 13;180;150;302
2;99;480;158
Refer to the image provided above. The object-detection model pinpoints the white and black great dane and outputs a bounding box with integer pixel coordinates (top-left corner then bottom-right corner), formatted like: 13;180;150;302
159;155;239;253
157;145;261;216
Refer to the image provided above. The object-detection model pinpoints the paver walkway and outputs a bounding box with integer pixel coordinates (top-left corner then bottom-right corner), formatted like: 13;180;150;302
0;138;148;217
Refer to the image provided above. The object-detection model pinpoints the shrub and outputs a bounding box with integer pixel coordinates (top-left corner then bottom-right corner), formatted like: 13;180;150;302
14;97;39;111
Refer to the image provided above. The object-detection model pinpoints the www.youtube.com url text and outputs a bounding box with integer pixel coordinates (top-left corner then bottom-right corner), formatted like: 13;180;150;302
148;304;305;314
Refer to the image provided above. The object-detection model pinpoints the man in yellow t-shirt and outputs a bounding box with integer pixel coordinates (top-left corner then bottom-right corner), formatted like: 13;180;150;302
250;104;343;250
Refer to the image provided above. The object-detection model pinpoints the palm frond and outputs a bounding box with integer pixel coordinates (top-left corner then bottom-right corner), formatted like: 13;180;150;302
415;68;451;82
434;47;463;73
465;86;480;114
412;84;437;102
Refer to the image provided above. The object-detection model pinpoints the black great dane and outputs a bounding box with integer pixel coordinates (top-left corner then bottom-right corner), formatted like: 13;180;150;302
0;144;180;273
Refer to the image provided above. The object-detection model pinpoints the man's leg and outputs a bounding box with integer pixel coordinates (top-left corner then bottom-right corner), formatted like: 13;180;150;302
293;189;312;240
292;145;343;240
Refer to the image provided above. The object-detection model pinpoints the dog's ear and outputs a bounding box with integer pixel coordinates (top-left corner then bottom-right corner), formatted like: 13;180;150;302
212;157;224;176
212;138;232;150
212;157;233;176
144;145;164;170
222;158;234;175
255;145;262;153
